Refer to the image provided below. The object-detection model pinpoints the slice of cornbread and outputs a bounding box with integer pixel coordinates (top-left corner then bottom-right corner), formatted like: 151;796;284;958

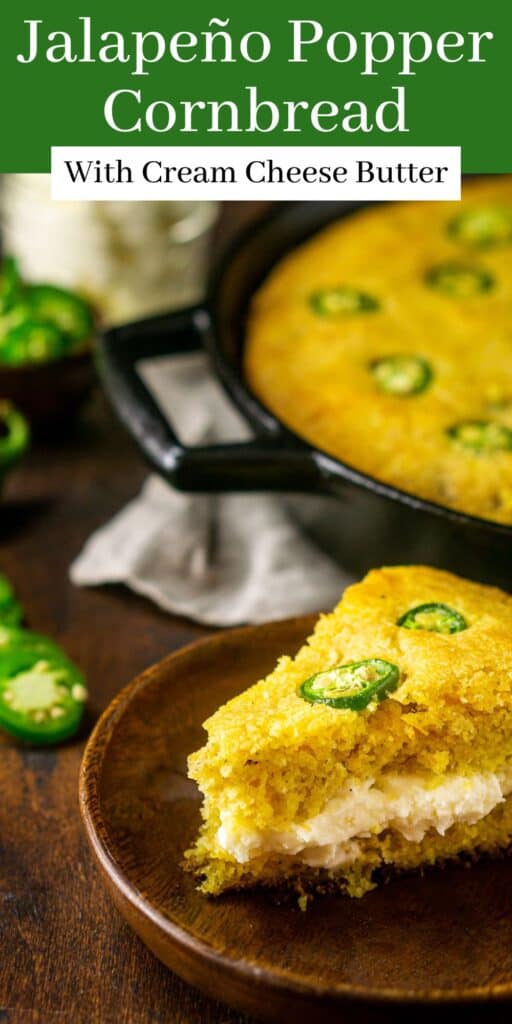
186;566;512;898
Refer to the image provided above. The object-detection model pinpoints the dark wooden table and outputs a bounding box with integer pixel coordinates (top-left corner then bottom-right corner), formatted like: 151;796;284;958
0;205;268;1024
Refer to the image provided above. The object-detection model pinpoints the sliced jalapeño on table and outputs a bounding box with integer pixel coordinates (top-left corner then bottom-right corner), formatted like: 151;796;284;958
0;402;30;470
310;286;379;316
0;574;23;627
299;658;400;711
0;623;68;658
0;646;88;744
398;602;467;634
370;354;432;397
447;419;512;453
425;261;494;297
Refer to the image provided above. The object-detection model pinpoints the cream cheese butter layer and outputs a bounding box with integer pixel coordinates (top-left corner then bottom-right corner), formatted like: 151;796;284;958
217;766;512;870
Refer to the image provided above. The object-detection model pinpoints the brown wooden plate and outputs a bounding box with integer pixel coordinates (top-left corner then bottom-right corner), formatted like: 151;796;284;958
79;617;512;1023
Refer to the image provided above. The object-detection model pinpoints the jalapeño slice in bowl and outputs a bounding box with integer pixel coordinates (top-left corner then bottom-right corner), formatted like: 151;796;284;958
370;355;432;397
0;402;30;469
448;206;512;249
398;602;467;634
0;319;68;366
425;262;494;297
310;287;379;317
447;419;512;453
0;257;24;315
299;658;399;711
0;646;87;745
26;284;93;345
0;303;33;343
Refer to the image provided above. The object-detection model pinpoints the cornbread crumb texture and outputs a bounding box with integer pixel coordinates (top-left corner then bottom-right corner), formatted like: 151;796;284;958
246;177;512;523
186;566;512;895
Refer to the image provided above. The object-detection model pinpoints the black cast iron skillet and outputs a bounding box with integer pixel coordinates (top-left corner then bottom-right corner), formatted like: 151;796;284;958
97;201;512;589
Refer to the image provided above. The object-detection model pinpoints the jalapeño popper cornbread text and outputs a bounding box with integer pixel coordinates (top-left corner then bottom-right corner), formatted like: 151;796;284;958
16;18;493;136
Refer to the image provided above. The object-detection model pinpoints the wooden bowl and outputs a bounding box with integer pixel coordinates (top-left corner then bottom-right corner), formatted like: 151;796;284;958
79;617;512;1023
0;346;96;430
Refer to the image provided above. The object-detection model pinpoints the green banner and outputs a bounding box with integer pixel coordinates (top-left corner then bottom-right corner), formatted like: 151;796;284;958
0;0;509;171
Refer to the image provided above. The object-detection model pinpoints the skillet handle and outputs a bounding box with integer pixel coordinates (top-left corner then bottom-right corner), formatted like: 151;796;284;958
97;306;323;493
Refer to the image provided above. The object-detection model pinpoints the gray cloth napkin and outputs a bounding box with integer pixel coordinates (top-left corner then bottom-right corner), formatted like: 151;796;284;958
70;353;350;625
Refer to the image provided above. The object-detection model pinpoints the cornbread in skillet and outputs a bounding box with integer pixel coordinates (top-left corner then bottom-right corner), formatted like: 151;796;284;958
186;566;512;897
245;177;512;524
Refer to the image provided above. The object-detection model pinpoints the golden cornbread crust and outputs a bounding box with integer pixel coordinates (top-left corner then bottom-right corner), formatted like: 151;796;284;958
187;566;512;896
246;177;512;523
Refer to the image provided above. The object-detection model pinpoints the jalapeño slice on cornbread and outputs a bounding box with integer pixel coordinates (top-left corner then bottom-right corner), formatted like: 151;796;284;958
187;566;512;899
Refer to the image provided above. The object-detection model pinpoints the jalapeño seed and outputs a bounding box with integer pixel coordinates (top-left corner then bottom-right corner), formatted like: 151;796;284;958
447;420;512;453
310;287;379;316
425;262;494;297
370;355;433;397
398;602;467;634
448;206;512;249
299;658;400;711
